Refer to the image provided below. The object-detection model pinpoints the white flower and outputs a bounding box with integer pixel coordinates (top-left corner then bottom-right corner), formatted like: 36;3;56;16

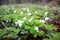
27;8;29;10
35;11;37;13
29;17;33;22
23;8;26;10
14;10;16;13
20;11;23;14
19;23;22;27
27;8;29;13
23;17;26;20
17;20;24;24
39;19;45;23
6;20;9;22
15;20;24;27
27;13;32;16
45;12;48;15
45;17;50;20
34;26;39;32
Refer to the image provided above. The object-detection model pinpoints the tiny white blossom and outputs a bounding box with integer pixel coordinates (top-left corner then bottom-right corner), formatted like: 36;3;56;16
34;26;39;32
29;17;33;22
45;12;48;15
27;8;29;10
27;8;29;13
19;23;22;27
17;20;24;23
6;20;9;22
23;8;26;10
27;13;32;16
45;17;50;20
39;19;45;23
23;17;26;20
35;11;37;13
14;10;16;13
15;20;24;27
20;11;23;14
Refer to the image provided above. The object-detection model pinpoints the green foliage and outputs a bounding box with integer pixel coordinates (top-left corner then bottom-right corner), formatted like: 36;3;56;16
0;5;59;40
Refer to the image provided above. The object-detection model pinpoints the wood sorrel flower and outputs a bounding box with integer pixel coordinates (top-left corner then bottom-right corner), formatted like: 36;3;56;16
45;11;48;15
29;17;33;22
39;19;45;23
34;26;39;32
45;17;50;20
15;20;24;27
27;13;32;16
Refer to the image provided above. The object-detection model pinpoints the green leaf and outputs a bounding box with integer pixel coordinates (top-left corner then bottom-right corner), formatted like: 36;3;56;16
43;38;49;40
51;33;60;39
4;32;15;38
5;27;16;31
25;26;31;30
39;31;45;36
30;28;36;34
44;25;55;30
34;33;37;37
49;37;57;40
0;30;4;37
14;28;20;34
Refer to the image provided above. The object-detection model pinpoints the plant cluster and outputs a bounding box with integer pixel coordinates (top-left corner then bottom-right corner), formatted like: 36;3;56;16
0;5;60;40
